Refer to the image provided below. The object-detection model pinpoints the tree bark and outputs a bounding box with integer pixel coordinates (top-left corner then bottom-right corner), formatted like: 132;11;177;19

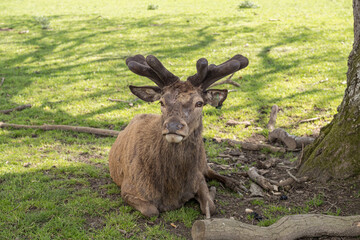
298;0;360;181
191;215;360;240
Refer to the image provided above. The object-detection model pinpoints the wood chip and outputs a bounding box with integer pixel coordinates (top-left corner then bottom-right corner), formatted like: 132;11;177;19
249;183;264;197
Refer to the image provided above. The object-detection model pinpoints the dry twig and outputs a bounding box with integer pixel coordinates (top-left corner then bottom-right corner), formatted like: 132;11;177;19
0;122;120;137
0;104;32;114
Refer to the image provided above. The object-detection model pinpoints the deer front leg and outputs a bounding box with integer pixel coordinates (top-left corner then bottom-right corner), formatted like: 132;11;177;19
121;182;159;218
122;192;159;217
195;179;216;219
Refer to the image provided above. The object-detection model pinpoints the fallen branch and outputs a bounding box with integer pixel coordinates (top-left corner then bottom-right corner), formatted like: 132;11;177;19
215;138;286;153
0;104;32;114
268;128;314;150
266;104;278;131
278;175;308;187
298;117;321;124
247;167;278;191
286;170;301;183
191;214;360;240
257;158;277;169
210;73;241;88
0;122;120;137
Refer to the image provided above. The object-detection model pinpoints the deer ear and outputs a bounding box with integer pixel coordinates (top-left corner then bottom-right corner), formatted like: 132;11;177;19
129;85;162;102
204;89;228;108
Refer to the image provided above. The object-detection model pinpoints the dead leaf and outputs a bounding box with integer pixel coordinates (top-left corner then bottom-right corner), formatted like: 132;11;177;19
170;223;178;228
23;162;31;167
18;30;29;34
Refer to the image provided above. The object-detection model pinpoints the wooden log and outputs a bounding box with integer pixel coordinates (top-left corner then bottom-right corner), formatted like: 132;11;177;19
0;104;32;114
191;215;360;240
268;128;314;150
266;104;279;131
0;122;120;137
257;158;277;169
247;167;278;191
215;138;286;153
249;183;264;197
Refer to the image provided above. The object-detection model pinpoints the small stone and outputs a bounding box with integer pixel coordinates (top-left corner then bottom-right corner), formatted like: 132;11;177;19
245;208;253;213
23;162;31;167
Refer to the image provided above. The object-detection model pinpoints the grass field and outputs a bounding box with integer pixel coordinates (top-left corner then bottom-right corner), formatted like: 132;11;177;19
0;0;353;239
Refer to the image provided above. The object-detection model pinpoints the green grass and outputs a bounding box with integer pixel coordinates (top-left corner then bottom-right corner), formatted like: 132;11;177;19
250;194;329;227
0;0;353;238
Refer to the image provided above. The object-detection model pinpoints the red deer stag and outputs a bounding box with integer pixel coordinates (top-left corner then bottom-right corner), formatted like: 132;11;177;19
109;54;249;218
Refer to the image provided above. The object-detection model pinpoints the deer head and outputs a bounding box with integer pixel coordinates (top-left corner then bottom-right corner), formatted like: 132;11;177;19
126;54;249;143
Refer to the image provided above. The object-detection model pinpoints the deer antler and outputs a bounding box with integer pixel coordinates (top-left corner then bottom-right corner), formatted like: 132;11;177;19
187;54;249;90
126;55;179;88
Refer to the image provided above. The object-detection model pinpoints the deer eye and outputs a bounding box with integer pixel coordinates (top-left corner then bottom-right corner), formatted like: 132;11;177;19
195;101;204;108
159;101;165;107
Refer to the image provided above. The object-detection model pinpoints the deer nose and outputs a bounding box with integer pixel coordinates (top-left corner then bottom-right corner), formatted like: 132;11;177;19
166;122;184;133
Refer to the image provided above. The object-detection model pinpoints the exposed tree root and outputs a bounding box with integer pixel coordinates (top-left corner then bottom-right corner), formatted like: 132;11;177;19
0;122;120;137
191;214;360;240
0;104;32;114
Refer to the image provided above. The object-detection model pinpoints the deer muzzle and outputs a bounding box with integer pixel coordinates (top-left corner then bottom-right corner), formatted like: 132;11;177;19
162;118;188;143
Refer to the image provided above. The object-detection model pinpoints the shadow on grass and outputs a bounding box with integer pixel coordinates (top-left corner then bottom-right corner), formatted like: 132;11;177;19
222;26;345;120
0;13;344;133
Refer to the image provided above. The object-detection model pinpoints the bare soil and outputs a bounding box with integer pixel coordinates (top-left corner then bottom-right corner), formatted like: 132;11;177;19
162;136;360;239
85;135;360;239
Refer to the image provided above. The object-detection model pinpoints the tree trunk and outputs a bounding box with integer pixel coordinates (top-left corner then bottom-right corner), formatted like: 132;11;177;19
298;0;360;181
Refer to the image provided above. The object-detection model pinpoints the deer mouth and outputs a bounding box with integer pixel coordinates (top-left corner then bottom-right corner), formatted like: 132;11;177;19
164;133;184;143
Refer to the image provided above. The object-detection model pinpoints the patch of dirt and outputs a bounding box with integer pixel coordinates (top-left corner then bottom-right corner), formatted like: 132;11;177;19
162;138;360;239
57;140;360;239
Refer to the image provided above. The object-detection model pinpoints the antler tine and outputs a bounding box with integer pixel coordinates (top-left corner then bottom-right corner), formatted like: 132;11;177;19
126;55;165;87
145;55;179;86
187;54;249;90
187;58;208;87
